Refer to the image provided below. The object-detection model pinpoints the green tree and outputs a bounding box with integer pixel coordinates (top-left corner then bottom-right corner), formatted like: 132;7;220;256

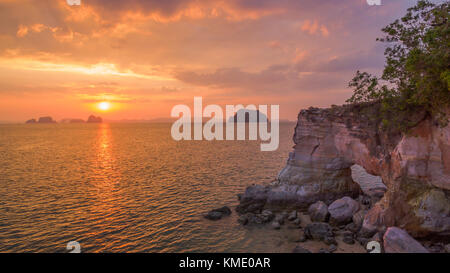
347;0;449;132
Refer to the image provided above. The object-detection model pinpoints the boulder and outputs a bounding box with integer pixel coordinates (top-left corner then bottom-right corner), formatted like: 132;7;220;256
445;244;450;253
352;209;366;230
328;197;360;225
204;206;231;220
383;227;429;253
328;244;337;253
204;211;222;220
292;245;311;253
308;201;329;222
288;210;298;221
271;221;281;230
304;222;333;241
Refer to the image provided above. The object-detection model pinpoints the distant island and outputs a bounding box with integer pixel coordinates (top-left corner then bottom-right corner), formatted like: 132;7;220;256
25;115;102;124
229;109;268;123
26;116;56;124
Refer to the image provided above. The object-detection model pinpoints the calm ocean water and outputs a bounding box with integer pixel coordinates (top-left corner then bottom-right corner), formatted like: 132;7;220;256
0;123;299;253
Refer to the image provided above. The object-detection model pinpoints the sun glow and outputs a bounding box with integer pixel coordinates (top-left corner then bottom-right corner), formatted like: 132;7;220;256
98;101;111;111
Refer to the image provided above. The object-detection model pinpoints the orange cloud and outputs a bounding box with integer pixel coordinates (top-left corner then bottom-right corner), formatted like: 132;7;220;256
301;20;329;37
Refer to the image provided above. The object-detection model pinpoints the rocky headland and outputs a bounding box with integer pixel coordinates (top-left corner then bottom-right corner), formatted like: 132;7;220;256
234;103;450;253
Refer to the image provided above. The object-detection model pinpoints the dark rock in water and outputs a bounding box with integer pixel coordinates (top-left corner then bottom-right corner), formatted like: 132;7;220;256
204;206;231;220
25;118;37;124
87;115;103;123
213;206;232;215
292;245;311;253
37;116;56;123
328;197;360;226
383;227;429;253
304;222;333;241
308;201;329;222
204;211;222;220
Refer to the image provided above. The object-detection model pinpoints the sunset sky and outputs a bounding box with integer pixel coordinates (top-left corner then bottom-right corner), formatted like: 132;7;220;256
0;0;437;122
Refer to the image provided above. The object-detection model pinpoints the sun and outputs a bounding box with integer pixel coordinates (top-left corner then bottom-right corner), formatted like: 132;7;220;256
98;101;111;111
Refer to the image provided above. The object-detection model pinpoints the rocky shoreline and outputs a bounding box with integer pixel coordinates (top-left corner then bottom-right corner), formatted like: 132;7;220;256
207;103;450;253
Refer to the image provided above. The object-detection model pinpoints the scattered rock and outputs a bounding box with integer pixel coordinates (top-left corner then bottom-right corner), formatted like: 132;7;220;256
298;230;307;242
293;218;301;226
328;197;360;225
271;221;281;230
328;244;337;253
215;206;231;215
357;237;369;248
343;235;355;245
292;245;311;253
358;206;384;238
445;244;450;253
345;223;360;233
274;213;286;225
383;227;429;253
260;209;275;222
324;236;337;245
352;210;366;230
304;222;333;241
308;201;329;222
204;211;223;220
246;203;264;214
238;215;248;225
318;248;330;253
288;210;298;221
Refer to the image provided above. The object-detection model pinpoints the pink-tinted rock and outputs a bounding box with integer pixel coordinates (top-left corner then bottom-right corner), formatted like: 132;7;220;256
328;197;360;225
383;227;429;253
308;201;329;222
238;105;450;238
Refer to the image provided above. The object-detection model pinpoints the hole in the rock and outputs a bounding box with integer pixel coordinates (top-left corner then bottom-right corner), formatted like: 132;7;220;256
350;164;386;195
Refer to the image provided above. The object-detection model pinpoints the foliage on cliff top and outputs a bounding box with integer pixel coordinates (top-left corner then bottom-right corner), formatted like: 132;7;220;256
347;0;449;133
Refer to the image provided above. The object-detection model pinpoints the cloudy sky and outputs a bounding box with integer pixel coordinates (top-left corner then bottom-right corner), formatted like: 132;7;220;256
0;0;433;122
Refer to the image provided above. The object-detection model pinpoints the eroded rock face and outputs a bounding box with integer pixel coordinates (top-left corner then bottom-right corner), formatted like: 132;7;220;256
238;104;450;238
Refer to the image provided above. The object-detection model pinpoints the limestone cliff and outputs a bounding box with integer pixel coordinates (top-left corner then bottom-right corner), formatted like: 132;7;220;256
238;103;450;238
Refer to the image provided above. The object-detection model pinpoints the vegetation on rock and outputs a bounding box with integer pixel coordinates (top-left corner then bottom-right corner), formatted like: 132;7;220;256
347;1;449;133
